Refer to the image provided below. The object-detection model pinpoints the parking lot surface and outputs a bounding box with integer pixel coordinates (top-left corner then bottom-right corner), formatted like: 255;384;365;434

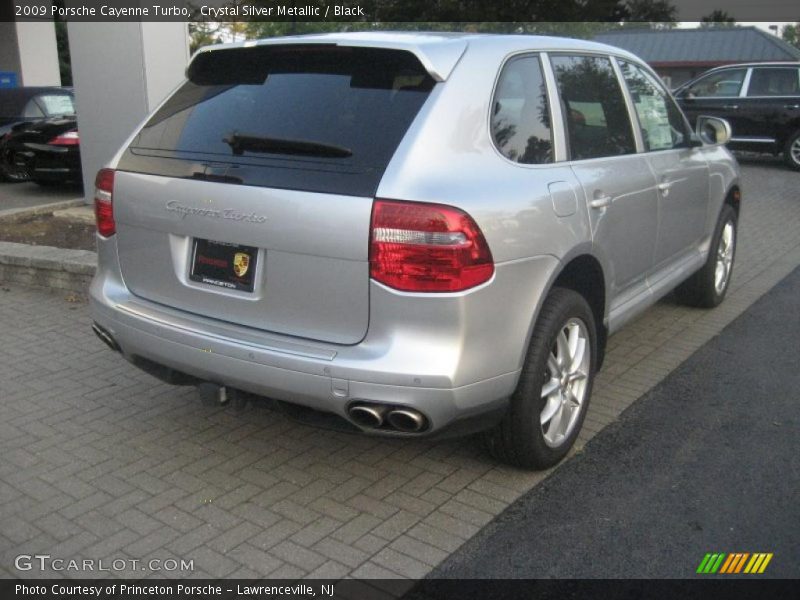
428;266;800;579
1;158;799;581
0;182;83;218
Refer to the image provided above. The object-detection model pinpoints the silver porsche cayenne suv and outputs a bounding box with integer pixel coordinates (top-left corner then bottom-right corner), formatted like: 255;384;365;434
90;33;740;468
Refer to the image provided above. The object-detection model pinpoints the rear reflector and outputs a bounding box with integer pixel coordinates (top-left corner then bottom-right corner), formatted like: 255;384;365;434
48;130;79;146
369;199;494;292
94;168;115;238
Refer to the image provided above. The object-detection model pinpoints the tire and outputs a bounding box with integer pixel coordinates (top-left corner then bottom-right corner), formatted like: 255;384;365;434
675;204;737;308
0;146;31;183
483;287;597;469
784;130;800;171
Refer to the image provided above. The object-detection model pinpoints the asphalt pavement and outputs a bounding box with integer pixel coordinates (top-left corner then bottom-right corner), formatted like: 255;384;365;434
425;267;800;579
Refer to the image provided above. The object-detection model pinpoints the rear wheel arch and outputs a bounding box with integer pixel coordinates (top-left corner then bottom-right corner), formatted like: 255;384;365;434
551;255;607;369
523;253;607;372
776;120;800;148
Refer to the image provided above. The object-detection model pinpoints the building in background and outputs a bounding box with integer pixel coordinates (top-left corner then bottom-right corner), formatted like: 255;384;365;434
593;27;800;88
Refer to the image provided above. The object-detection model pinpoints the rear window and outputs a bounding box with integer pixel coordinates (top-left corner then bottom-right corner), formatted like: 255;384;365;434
38;94;75;116
121;45;435;196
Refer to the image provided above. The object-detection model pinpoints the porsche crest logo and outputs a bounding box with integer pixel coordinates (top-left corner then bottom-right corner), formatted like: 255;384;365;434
233;252;250;278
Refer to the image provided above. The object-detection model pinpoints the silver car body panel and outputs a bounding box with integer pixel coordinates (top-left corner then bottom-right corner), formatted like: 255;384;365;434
91;33;740;434
113;172;372;344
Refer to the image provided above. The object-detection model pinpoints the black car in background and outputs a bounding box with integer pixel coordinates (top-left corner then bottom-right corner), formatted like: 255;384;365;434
674;62;800;170
0;87;81;185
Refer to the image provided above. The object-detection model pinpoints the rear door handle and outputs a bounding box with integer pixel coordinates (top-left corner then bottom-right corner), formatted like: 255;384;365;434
784;104;800;110
722;104;739;110
589;193;613;209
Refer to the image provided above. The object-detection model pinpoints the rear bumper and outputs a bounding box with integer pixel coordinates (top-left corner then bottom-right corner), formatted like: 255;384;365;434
21;143;81;181
90;237;558;435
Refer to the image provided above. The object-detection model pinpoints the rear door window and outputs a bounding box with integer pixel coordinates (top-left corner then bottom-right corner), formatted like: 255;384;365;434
747;67;800;97
122;45;435;196
550;54;636;160
491;55;553;164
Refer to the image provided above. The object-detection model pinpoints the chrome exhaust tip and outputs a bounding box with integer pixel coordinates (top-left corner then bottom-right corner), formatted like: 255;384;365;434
197;382;229;406
386;409;427;433
348;404;386;429
92;323;120;353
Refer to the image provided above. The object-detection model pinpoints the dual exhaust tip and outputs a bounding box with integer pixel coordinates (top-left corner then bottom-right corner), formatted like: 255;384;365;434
348;403;429;434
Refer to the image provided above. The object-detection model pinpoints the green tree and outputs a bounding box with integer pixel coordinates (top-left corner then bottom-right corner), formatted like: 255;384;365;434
621;0;678;28
54;20;72;86
782;23;800;49
700;10;737;27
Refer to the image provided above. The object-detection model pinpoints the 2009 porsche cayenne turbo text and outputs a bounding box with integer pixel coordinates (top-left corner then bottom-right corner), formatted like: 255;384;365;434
91;33;740;469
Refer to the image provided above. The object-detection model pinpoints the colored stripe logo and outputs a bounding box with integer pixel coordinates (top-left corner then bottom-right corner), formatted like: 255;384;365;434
697;552;773;574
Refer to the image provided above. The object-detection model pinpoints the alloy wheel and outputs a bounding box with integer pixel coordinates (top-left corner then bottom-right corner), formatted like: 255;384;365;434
714;221;735;295
540;318;591;448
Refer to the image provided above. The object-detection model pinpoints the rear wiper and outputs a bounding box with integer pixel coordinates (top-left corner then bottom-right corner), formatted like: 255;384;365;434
223;133;352;158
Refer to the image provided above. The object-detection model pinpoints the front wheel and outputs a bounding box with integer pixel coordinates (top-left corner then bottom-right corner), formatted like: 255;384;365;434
484;287;597;469
784;130;800;171
675;204;737;308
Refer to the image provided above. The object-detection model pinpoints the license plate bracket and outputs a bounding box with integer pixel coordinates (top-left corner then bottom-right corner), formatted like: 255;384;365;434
190;239;257;292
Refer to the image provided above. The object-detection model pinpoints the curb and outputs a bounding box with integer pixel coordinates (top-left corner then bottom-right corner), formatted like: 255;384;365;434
0;241;96;296
0;197;86;220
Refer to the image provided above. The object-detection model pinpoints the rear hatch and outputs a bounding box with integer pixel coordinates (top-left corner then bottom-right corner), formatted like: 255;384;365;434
113;45;436;344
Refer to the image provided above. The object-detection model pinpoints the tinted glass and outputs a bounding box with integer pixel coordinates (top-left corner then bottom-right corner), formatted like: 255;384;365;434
550;54;636;160
491;55;552;164
620;61;689;151
686;68;746;98
747;67;800;97
133;46;434;172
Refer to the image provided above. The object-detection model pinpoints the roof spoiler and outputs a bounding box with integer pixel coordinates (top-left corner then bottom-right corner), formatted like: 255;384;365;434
189;34;469;83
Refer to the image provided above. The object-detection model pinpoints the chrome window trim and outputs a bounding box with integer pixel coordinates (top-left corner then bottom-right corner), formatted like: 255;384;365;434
739;67;753;98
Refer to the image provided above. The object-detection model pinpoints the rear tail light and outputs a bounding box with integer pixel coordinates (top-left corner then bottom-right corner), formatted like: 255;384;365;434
369;199;494;292
48;130;79;146
94;168;115;238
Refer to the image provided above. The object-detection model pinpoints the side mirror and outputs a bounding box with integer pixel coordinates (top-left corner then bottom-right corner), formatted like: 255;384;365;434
696;116;732;145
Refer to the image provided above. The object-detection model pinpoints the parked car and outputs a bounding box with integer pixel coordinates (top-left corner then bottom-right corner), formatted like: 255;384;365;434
674;62;800;170
0;116;82;186
90;34;740;469
0;86;77;182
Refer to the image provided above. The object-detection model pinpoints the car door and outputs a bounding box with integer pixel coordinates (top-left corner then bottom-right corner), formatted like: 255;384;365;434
737;65;800;150
617;59;710;272
549;54;659;301
675;66;749;134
